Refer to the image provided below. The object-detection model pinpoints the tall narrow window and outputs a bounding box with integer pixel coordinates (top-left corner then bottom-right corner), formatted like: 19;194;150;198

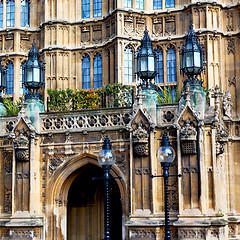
82;56;90;89
21;0;30;27
6;63;14;95
113;48;116;83
93;54;102;88
153;0;162;9
155;48;164;83
124;0;132;8
0;2;3;28
6;0;15;27
124;46;133;83
167;47;176;82
136;0;144;10
20;62;27;95
108;52;110;84
82;0;90;18
166;0;174;8
93;0;101;17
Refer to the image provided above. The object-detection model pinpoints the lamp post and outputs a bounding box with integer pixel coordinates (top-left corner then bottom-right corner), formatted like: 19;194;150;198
23;40;45;99
180;22;204;86
156;131;176;240
98;135;115;240
137;27;157;89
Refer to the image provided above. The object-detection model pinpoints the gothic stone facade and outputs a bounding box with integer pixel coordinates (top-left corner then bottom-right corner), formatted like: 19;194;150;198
0;0;239;240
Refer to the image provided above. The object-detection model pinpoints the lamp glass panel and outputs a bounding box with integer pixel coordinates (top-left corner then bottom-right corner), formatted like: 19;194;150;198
140;56;148;71
33;67;40;82
148;56;155;72
26;68;33;83
194;51;201;68
98;149;115;166
0;71;2;86
186;52;193;68
157;146;175;163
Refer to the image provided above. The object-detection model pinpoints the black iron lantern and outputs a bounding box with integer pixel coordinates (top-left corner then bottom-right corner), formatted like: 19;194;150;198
0;58;6;92
137;27;156;80
180;22;204;77
23;40;44;95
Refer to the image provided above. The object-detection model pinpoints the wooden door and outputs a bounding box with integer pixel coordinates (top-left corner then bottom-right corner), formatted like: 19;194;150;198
67;164;122;240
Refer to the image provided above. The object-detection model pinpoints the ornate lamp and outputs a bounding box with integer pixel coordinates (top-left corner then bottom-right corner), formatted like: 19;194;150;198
137;27;157;87
0;58;6;93
98;135;115;240
23;40;45;98
156;131;176;240
180;22;204;85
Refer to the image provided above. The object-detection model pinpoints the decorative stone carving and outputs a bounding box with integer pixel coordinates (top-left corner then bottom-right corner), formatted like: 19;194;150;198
136;17;145;35
13;130;29;161
4;186;12;214
106;21;110;39
92;25;102;43
180;120;197;155
165;16;176;36
152;17;163;37
81;26;90;44
115;153;127;174
41;111;132;132
130;228;155;239
124;15;134;35
227;38;235;54
111;19;116;37
4;34;14;51
223;90;232;118
178;228;205;239
132;123;149;156
135;167;150;175
226;11;234;32
49;155;64;175
228;77;236;87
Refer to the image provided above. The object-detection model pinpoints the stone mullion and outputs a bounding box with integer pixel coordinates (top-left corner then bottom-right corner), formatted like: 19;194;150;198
177;128;183;215
2;0;6;28
163;47;167;84
13;57;20;101
14;0;21;28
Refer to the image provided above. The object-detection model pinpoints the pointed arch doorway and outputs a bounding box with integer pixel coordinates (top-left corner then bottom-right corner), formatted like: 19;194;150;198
67;164;122;240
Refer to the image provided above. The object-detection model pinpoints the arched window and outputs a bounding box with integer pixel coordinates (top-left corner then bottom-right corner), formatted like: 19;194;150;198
166;0;174;8
124;46;133;83
21;0;30;27
93;0;101;17
6;62;14;95
136;0;144;10
82;0;90;18
82;56;90;89
167;47;176;82
124;0;132;8
20;62;27;95
155;48;164;83
153;0;162;9
93;54;102;88
0;2;3;28
6;0;15;27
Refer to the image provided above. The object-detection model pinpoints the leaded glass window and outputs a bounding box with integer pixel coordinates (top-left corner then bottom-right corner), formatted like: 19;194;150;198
136;0;144;10
6;63;14;95
21;0;30;27
6;0;15;27
93;0;101;17
82;0;90;18
166;0;174;8
167;47;176;82
82;56;90;89
155;48;164;83
20;62;28;95
124;46;133;83
124;0;132;8
153;0;162;9
0;2;3;28
93;54;102;88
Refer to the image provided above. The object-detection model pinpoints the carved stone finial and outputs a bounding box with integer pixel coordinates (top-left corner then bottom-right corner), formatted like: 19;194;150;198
13;130;29;161
223;90;232;118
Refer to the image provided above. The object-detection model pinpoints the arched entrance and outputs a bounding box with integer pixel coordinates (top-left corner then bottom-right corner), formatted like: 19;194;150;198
67;164;122;240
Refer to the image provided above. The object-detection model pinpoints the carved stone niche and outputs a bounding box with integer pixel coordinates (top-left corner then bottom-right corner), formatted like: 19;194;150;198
180;120;197;155
132;123;149;156
13;130;29;161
